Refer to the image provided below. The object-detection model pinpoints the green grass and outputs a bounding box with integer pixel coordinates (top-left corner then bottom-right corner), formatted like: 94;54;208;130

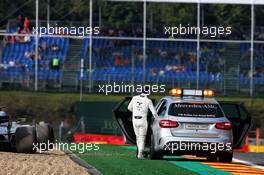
74;144;198;175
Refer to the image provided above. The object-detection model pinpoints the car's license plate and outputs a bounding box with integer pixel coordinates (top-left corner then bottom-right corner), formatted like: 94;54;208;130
185;124;208;130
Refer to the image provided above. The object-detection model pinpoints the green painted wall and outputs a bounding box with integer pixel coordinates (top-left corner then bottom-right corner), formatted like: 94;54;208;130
74;101;122;135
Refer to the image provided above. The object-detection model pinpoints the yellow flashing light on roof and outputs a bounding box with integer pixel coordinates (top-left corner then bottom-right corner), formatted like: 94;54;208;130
203;89;214;97
169;88;214;97
169;88;182;96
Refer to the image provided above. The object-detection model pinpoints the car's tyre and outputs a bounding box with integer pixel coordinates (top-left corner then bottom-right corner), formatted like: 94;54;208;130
206;154;218;162
48;125;55;144
15;126;37;153
37;123;54;150
149;134;163;160
218;152;233;163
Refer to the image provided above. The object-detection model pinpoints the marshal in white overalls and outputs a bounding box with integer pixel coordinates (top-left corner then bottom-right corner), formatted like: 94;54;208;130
128;93;158;159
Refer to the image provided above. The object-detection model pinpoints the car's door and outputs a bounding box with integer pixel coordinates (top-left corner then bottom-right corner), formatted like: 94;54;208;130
219;102;252;149
113;97;155;145
113;97;135;144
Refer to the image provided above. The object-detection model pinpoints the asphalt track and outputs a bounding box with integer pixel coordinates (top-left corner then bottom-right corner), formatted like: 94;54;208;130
233;152;264;167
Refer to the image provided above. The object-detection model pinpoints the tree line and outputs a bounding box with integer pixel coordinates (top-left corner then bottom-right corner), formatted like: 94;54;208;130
0;0;263;31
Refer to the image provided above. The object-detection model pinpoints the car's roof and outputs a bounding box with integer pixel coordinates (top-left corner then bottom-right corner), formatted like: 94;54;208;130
162;96;219;104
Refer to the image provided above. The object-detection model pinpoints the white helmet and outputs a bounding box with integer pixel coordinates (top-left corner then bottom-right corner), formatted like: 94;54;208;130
0;111;8;117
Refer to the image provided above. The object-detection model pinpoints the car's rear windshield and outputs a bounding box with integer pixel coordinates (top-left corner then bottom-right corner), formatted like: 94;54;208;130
168;103;224;118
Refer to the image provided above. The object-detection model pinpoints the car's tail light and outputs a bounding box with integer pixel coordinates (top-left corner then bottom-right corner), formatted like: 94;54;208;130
215;122;232;130
159;120;179;128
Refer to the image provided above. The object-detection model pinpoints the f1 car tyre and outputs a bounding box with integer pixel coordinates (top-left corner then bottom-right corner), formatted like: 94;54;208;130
219;152;233;163
15;126;37;153
48;125;55;144
149;134;163;160
36;123;54;150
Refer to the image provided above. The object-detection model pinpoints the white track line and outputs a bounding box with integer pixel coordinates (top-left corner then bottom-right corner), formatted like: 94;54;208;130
233;158;264;170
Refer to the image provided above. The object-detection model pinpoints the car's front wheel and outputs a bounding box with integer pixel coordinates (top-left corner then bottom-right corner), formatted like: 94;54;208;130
15;126;37;153
149;134;163;160
218;152;233;163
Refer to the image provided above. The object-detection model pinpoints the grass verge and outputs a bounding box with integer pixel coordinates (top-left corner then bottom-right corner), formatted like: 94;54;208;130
74;144;198;175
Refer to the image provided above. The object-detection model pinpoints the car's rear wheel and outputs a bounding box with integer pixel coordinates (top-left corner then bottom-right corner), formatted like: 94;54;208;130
149;134;163;160
15;126;37;153
47;124;55;147
37;123;55;150
219;152;233;163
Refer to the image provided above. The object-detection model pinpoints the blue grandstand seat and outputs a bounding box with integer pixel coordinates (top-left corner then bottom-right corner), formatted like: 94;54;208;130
2;28;69;81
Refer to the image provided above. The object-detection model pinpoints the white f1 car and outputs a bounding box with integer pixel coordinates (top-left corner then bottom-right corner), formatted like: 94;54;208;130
0;107;54;153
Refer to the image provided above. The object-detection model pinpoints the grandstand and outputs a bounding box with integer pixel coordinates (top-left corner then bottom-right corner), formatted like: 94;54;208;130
0;30;69;89
2;35;264;91
0;0;264;95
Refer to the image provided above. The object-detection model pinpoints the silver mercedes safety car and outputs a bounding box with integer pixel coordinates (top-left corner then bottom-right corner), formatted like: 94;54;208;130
113;89;251;162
